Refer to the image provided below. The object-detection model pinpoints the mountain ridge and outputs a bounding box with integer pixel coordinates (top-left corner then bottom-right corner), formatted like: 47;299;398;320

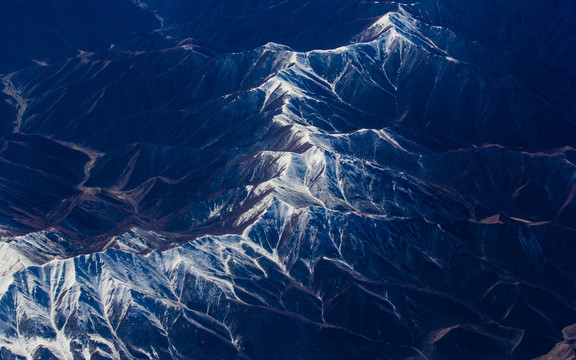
0;1;575;359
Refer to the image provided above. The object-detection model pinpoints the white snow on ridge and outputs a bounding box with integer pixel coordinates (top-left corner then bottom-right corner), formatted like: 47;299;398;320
0;6;419;281
2;75;28;133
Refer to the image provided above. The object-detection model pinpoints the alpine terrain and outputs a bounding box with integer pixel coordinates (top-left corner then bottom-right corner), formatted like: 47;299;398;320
0;0;576;359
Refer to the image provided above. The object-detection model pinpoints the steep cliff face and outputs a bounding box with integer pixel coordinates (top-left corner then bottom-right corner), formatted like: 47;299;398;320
0;1;575;359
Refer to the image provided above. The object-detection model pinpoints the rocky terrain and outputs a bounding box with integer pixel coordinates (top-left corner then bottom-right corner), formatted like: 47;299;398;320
0;0;575;358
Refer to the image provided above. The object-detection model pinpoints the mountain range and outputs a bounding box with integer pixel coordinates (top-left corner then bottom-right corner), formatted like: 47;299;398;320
1;0;576;359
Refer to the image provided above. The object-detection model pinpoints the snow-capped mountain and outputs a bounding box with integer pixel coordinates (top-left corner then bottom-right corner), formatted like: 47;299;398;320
0;0;575;358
